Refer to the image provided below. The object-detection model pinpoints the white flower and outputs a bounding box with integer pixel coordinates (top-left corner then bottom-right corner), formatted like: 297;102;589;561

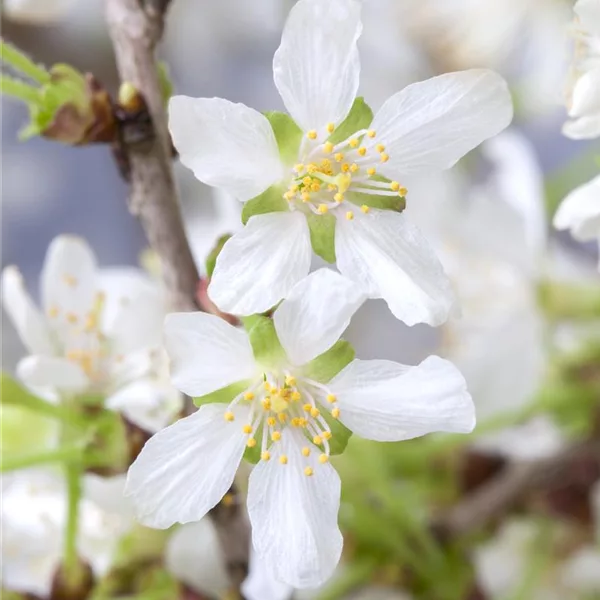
554;174;600;270
1;469;132;597
1;235;181;432
126;268;475;588
169;0;513;326
564;0;600;139
3;0;73;23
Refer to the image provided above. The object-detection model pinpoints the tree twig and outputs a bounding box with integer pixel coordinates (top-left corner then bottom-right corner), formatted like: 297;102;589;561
104;0;251;592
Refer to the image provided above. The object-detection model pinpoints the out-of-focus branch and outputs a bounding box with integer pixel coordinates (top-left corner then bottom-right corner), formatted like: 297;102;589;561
104;0;250;592
105;0;197;312
434;439;600;539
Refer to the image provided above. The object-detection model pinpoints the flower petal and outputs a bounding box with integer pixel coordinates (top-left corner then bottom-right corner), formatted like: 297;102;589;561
40;235;97;318
164;312;256;397
242;549;293;600
273;269;365;366
553;175;600;241
247;429;343;588
328;356;475;441
335;210;455;326
208;212;312;316
125;403;249;528
569;67;600;118
368;69;512;179
16;355;89;392
2;266;55;355
169;96;284;201
576;0;600;36
273;0;362;132
562;114;600;139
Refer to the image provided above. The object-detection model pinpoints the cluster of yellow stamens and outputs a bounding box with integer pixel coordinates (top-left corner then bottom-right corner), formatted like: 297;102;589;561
283;125;407;217
222;371;342;476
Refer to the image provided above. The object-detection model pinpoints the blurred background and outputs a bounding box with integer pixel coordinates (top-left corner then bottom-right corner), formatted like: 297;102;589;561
2;0;600;599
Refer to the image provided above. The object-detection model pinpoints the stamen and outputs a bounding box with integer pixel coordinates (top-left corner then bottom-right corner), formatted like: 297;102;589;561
323;141;334;154
272;431;282;441
334;193;344;203
348;138;359;148
307;130;318;140
367;130;376;138
326;123;335;133
224;411;235;422
261;451;271;461
331;408;340;419
244;391;255;401
380;153;389;163
302;447;310;457
360;205;370;214
334;153;344;162
242;424;253;434
346;211;354;220
376;144;385;153
317;204;329;214
304;467;314;477
327;394;337;403
247;438;257;448
267;417;276;426
319;454;329;464
357;147;367;157
313;435;322;445
279;455;288;464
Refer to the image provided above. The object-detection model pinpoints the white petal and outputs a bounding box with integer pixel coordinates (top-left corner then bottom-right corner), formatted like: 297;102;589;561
562;114;600;139
247;429;343;588
166;519;231;599
242;549;293;600
164;312;257;397
169;96;284;201
328;356;475;442
40;235;97;318
17;355;89;392
335;210;455;326
368;70;513;179
208;212;312;316
576;0;600;36
273;269;365;366
554;175;600;241
561;547;600;593
569;68;600;118
273;0;362;132
2;266;55;355
125;403;249;528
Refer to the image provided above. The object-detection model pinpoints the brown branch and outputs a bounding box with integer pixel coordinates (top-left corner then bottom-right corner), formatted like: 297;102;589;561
104;0;251;592
434;439;600;539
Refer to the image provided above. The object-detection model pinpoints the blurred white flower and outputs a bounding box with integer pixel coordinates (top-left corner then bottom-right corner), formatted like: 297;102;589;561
2;0;73;23
1;235;181;432
1;469;132;597
554;174;600;270
126;269;474;588
170;0;512;325
563;0;600;139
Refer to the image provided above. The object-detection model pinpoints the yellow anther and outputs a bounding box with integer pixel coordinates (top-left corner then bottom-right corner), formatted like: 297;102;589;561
302;447;310;457
298;418;307;427
331;408;341;419
311;182;321;192
350;163;359;173
323;141;334;153
63;274;78;287
341;163;350;173
294;163;305;172
380;153;389;163
334;193;344;203
334;152;344;162
304;467;314;477
224;411;235;422
291;185;299;193
313;435;323;445
66;312;78;324
349;138;359;148
244;391;255;401
302;176;312;186
264;381;272;391
262;398;272;410
278;412;288;423
302;192;311;203
284;191;295;201
303;403;313;413
326;122;335;133
367;130;376;138
317;204;329;214
376;144;385;153
279;455;288;464
48;306;60;318
310;407;320;418
357;147;367;157
261;451;271;461
390;181;400;191
307;130;318;140
346;211;354;220
242;424;253;434
306;164;318;174
222;493;235;507
360;205;370;214
247;438;257;448
291;391;302;402
327;394;337;403
272;431;282;442
323;431;332;440
399;187;408;196
267;417;276;427
367;167;376;176
291;417;300;427
319;454;329;464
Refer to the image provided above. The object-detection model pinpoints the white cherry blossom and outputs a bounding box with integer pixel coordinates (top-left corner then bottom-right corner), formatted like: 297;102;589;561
1;235;181;432
563;0;600;139
554;174;600;270
126;269;475;588
169;0;513;326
